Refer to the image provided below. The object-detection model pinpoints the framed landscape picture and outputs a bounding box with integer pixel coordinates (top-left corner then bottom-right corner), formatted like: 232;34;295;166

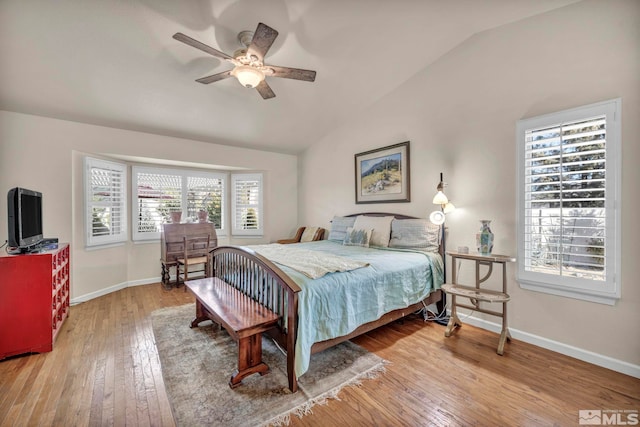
354;141;410;204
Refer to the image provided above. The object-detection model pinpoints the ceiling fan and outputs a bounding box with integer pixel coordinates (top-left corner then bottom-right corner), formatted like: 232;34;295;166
173;22;316;100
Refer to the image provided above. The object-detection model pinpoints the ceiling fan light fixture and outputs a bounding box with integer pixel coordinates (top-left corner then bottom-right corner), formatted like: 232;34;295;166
233;65;264;88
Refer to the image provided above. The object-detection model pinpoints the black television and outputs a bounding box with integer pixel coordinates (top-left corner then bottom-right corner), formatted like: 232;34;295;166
7;187;43;250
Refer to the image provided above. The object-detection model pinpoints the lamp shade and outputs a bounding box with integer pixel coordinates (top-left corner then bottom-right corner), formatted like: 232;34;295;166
233;65;265;88
432;191;448;205
443;202;455;214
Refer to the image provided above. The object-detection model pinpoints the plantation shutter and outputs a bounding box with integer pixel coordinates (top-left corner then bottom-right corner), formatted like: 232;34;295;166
134;170;182;240
132;167;227;240
187;176;224;229
523;116;607;280
84;157;127;247
231;173;263;236
517;98;620;305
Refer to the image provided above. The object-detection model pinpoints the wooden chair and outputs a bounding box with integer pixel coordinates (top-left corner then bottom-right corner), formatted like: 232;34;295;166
277;226;325;244
161;223;217;289
177;235;211;289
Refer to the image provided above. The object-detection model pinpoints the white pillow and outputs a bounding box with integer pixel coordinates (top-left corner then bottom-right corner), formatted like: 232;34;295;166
300;227;319;242
352;215;394;247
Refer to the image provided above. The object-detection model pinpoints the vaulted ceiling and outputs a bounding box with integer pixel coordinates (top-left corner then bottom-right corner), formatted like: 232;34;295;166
0;0;580;154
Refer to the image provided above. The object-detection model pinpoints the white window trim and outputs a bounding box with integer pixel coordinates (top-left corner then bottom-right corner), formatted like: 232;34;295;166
516;98;621;305
231;173;264;237
132;165;227;241
84;156;128;248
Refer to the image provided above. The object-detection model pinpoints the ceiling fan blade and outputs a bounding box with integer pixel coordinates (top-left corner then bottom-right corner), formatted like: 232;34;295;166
268;65;316;82
173;32;234;62
255;80;276;100
196;70;233;84
246;23;278;63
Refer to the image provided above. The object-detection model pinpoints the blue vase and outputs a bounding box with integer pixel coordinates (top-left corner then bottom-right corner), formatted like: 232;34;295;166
476;220;494;255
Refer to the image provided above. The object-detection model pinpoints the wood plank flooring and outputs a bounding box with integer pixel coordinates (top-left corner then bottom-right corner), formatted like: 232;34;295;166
0;284;638;426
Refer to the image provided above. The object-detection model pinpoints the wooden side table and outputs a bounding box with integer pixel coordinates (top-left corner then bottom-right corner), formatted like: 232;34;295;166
442;251;516;355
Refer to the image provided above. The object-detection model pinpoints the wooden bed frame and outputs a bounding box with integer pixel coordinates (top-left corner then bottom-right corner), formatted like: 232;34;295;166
208;213;443;392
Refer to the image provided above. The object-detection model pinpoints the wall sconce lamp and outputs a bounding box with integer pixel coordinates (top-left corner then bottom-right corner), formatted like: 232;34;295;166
432;172;449;205
430;172;456;325
430;173;455;224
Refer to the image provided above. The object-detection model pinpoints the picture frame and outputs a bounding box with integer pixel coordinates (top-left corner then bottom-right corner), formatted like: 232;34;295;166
354;141;410;204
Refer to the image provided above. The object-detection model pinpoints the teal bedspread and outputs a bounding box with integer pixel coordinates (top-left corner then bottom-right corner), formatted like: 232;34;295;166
254;240;444;378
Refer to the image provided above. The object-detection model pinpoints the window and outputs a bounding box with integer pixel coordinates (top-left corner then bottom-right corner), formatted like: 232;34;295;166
84;157;127;247
516;99;621;305
132;166;225;240
187;175;224;228
231;173;263;236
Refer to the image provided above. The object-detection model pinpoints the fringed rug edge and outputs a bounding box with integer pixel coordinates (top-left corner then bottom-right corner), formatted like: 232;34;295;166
262;359;390;427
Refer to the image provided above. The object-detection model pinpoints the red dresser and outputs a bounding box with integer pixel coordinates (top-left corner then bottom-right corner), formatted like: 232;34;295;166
0;244;70;360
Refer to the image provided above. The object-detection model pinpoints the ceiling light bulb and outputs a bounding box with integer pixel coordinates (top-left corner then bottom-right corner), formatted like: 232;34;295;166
233;65;265;88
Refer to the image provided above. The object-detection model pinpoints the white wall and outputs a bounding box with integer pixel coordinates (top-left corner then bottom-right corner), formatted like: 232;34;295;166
0;111;298;301
299;0;639;370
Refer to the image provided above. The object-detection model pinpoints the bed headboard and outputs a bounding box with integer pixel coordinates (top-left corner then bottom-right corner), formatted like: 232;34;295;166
345;212;418;220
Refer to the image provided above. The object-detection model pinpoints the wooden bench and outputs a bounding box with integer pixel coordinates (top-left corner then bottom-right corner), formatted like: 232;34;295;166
185;277;280;388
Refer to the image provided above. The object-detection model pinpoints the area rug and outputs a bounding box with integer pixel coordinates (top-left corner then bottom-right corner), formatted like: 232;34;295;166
151;304;388;427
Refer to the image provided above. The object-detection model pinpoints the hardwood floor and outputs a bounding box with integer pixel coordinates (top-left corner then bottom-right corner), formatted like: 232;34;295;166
0;284;637;426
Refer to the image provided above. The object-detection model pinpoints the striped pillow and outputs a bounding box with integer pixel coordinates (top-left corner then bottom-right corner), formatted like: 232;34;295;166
327;216;356;242
389;219;440;252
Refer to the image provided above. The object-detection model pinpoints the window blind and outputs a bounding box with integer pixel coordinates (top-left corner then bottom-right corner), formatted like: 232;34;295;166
132;166;227;240
85;157;127;246
524;115;607;281
135;171;182;236
231;174;263;236
187;176;224;228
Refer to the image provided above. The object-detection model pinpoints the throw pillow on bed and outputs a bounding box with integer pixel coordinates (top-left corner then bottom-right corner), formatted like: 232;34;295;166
353;215;394;247
327;216;357;242
343;227;373;247
300;227;319;242
389;219;440;252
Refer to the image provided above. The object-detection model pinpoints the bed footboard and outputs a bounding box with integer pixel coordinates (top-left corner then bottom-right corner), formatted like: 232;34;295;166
209;245;302;392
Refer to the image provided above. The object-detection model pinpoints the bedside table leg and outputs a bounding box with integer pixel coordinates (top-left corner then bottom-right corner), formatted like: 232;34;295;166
496;300;511;355
497;329;511;355
444;295;462;337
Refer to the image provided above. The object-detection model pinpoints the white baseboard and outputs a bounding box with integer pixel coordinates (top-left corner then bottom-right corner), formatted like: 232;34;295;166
459;314;640;379
128;277;162;287
70;277;161;305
